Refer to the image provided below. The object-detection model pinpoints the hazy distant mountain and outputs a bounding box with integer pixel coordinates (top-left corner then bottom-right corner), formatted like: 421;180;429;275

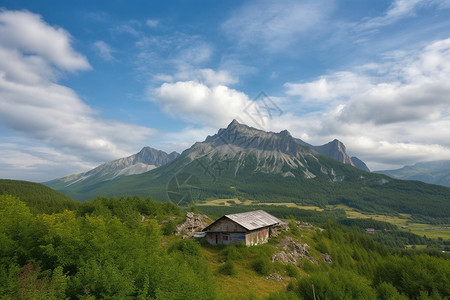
44;147;179;196
376;160;450;187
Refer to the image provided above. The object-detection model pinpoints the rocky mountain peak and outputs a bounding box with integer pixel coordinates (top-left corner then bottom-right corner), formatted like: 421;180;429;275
202;120;309;157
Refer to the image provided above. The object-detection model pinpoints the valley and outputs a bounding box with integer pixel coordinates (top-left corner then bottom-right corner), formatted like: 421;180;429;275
197;198;450;241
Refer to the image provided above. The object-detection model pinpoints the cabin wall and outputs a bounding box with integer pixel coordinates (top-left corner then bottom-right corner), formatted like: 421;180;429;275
204;217;271;246
245;227;270;246
206;232;246;245
206;218;247;232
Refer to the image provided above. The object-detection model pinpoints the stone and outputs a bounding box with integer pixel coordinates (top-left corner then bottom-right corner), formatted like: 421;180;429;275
175;212;212;237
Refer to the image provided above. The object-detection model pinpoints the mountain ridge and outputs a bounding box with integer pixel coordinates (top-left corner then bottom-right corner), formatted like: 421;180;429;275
43;120;450;225
44;147;179;193
376;160;450;187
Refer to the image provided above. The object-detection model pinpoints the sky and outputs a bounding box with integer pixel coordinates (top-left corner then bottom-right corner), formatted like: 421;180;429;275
1;0;450;182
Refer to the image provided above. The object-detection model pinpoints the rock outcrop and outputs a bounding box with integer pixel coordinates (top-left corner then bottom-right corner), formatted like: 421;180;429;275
271;236;316;264
175;212;212;238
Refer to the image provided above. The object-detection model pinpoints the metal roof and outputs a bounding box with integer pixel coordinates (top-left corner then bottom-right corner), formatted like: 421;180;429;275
224;210;282;231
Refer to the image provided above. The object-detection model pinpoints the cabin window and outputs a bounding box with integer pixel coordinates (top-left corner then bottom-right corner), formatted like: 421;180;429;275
223;235;229;241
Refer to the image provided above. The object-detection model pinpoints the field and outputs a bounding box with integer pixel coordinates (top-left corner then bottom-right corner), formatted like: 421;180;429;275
197;198;450;240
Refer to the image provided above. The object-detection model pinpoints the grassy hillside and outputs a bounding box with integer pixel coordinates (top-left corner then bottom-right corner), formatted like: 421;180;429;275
0;179;79;214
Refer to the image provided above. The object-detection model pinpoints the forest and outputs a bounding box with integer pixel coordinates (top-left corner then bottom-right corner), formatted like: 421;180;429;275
0;192;449;299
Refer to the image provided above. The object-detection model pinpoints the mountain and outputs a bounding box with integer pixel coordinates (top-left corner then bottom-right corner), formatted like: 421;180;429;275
296;138;369;172
376;160;450;187
44;147;179;199
350;156;370;172
51;120;449;224
0;179;79;214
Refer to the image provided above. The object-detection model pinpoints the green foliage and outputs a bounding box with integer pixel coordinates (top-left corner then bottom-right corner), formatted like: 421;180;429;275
338;218;398;230
296;268;377;300
162;219;177;235
219;260;237;276
376;282;409;300
288;220;301;237
1;192;449;299
252;254;273;276
0;195;215;299
374;254;450;298
13;263;68;300
285;264;301;279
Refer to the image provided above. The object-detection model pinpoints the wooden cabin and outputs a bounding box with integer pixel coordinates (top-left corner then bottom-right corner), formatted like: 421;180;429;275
202;210;283;246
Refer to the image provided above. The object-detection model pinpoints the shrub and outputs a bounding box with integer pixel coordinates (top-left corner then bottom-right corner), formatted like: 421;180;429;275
285;264;300;279
219;260;236;276
162;220;177;236
252;255;273;276
288;220;300;237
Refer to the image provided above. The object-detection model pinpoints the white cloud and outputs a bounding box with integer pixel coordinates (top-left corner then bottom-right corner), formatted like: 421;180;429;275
135;33;214;82
93;40;115;61
154;80;250;127
285;72;372;104
0;10;90;72
0;138;96;182
172;68;237;86
222;0;333;52
281;38;450;170
0;10;157;180
360;0;450;30
146;19;159;28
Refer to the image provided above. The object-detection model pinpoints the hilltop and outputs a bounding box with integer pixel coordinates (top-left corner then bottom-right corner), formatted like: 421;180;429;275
0;179;79;214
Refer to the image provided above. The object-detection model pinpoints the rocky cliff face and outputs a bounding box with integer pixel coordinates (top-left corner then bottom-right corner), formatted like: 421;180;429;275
183;120;317;178
297;137;369;172
351;157;370;172
180;119;369;178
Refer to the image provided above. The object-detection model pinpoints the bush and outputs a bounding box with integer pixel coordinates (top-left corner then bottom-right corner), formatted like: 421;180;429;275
252;255;273;276
162;220;177;236
219;260;236;276
288;220;300;237
285;264;300;279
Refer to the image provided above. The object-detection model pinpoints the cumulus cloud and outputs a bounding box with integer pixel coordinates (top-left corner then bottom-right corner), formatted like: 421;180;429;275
152;67;284;130
155;80;251;127
222;0;333;52
0;10;156;179
282;38;450;170
285;72;372;104
337;39;450;125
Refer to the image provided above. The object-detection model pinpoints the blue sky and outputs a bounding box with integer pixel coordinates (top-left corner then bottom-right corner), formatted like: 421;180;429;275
1;0;450;182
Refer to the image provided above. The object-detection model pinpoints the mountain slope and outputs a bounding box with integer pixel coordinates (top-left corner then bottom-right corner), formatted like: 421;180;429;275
376;160;450;187
59;120;450;223
0;179;79;213
44;147;179;200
